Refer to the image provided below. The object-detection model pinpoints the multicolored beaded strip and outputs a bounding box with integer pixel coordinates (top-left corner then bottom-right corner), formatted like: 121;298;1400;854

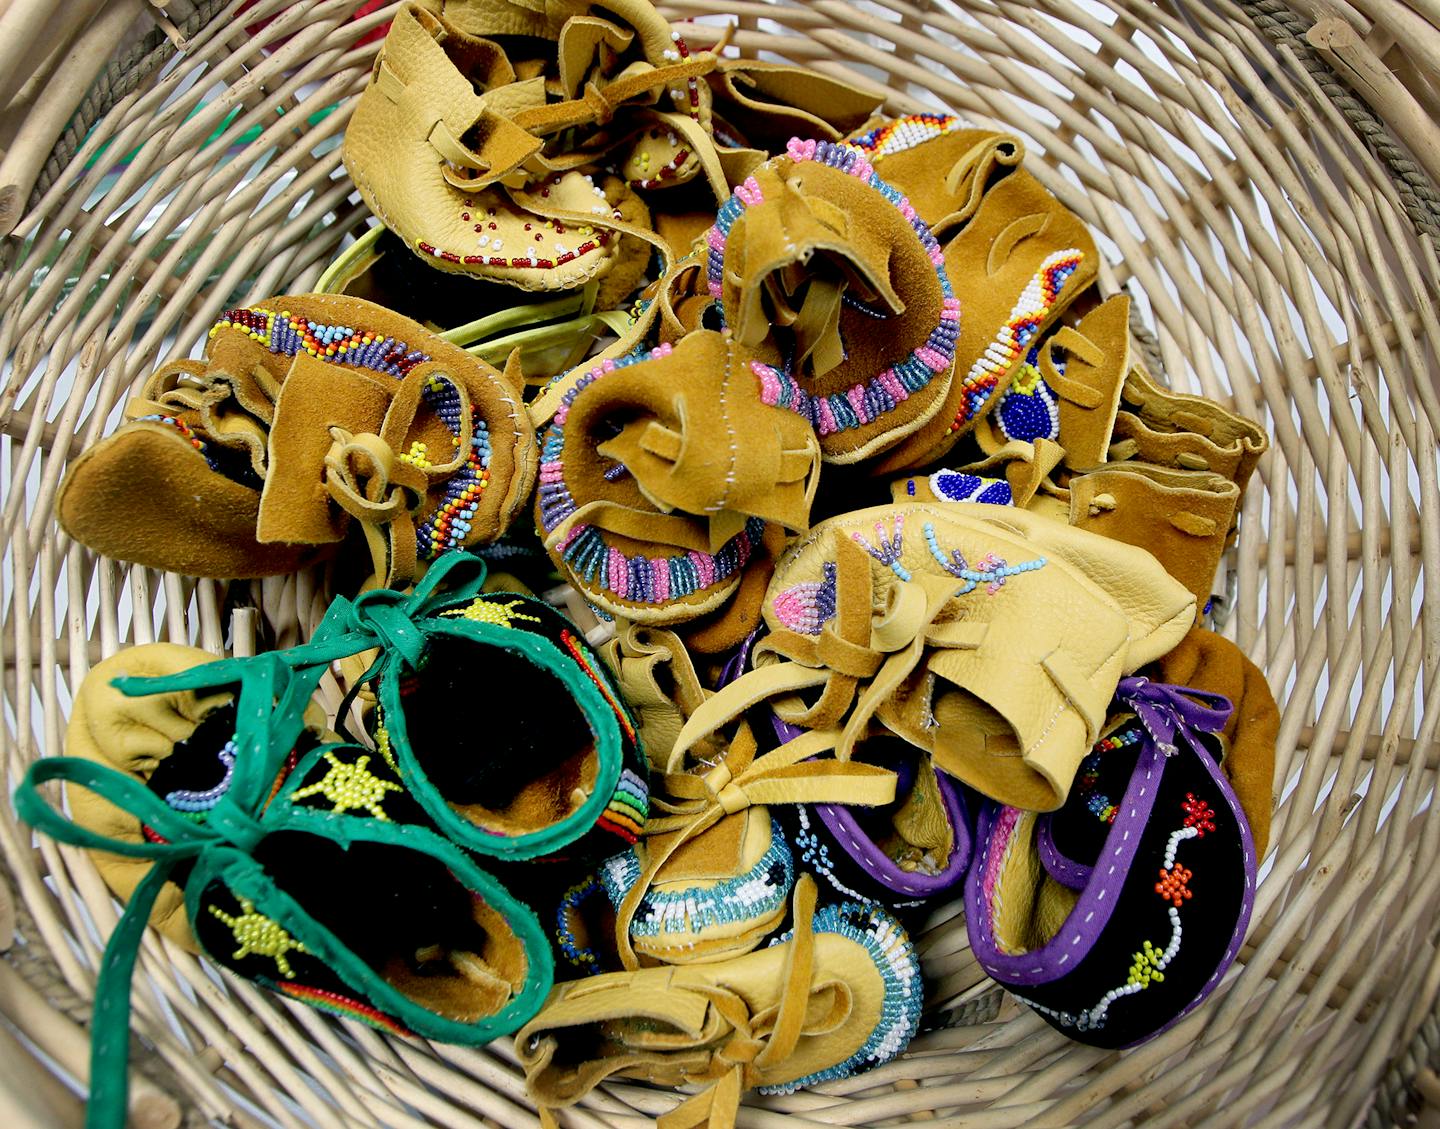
275;981;413;1037
554;874;606;975
945;249;1084;436
1012;795;1217;1032
994;342;1061;444
602;830;795;941
759;901;922;1091
409;376;492;561
212;307;428;377
662;30;704;119
560;629;638;748
848;112;964;159
538;344;765;607
705;138;958;438
772;561;837;636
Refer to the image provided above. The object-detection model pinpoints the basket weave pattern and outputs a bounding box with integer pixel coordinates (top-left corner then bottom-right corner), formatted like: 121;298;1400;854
1;1;1438;1125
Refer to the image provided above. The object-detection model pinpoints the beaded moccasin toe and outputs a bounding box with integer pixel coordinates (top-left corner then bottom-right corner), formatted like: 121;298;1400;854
601;805;796;966
966;677;1256;1047
668;504;1195;811
536;329;821;625
16;650;554;1129
297;552;649;863
57;295;536;586
518;875;922;1125
864;148;1099;473
706;138;959;464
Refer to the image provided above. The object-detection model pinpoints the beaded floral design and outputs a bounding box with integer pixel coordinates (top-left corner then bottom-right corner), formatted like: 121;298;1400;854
922;522;1046;595
289;751;403;821
852;515;912;581
538;343;764;608
773;562;838;636
944;249;1084;436
209;897;308;979
705;138;958;439
1078;726;1141;824
1013;797;1214;1032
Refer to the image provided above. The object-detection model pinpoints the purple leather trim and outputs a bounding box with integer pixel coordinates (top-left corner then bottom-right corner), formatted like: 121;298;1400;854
965;741;1164;986
963;677;1258;1047
1036;816;1091;890
812;766;971;899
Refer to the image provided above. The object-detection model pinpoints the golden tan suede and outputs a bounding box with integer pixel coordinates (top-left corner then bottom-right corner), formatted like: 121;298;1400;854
537;329;820;624
870;166;1099;473
713;149;955;463
519;876;895;1122
1066;463;1241;615
1110;360;1268;496
859;125;1023;237
343;1;715;282
1151;626;1278;859
709;60;884;151
64;644;333;949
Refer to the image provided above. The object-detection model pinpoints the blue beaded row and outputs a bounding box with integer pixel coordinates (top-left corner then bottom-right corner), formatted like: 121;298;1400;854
601;830;795;940
759;900;922;1091
165;740;237;813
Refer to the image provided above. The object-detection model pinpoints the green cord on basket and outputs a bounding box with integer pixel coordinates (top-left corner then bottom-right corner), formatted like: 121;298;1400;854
84;102;341;172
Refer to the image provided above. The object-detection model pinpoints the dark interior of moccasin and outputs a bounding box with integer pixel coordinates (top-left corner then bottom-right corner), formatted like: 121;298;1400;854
397;634;599;838
845;737;956;873
252;832;526;1022
145;699;238;800
340;228;540;332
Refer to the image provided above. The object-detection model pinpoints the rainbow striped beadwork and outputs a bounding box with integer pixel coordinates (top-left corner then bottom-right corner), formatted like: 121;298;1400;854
411;375;492;561
705;138;959;439
945;249;1083;436
760;901;922;1091
274;981;412;1037
848;112;964;159
538;344;764;608
212;306;429;377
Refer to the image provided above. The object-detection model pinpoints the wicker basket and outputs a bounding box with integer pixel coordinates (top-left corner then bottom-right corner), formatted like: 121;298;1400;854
3;1;1439;1126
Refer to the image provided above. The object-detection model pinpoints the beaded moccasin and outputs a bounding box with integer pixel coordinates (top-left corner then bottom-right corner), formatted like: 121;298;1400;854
58;643;332;949
536;329;821;625
704;138;960;464
966;677;1256;1047
316;223;646;382
342;0;718;286
302;552;650;864
57;295;536;586
518;875;922;1125
857;124;1100;473
668;503;1195;811
16;646;554;1129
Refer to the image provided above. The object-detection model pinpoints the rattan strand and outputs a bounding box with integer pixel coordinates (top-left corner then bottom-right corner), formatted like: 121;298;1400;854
1;1;1438;1126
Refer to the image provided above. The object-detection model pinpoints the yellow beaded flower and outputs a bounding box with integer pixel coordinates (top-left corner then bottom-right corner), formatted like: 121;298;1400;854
441;597;542;629
209;897;308;979
290;751;402;820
